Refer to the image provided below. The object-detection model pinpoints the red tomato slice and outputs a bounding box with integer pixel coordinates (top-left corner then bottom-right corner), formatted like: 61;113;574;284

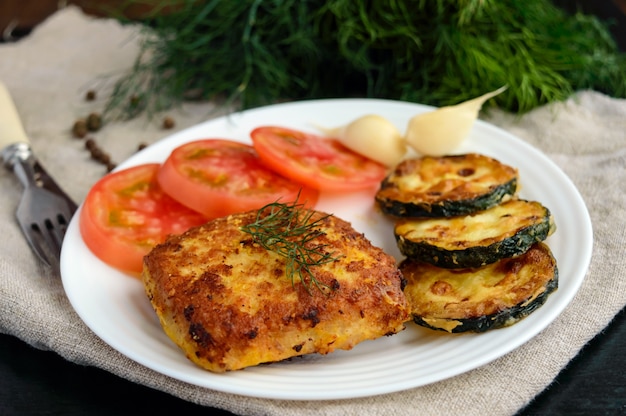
79;163;209;276
250;126;387;192
157;139;319;218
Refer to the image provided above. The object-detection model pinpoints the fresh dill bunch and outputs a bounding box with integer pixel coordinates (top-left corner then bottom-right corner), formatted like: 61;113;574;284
240;199;341;295
318;0;626;112
105;0;328;119
105;0;626;118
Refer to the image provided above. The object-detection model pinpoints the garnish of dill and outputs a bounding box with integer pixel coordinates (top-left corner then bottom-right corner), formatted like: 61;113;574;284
240;198;341;295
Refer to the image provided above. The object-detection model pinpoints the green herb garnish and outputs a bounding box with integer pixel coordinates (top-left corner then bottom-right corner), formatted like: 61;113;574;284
104;0;626;119
240;199;341;295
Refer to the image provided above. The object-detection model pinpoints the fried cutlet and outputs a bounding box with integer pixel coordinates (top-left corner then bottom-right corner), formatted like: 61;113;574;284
142;207;410;372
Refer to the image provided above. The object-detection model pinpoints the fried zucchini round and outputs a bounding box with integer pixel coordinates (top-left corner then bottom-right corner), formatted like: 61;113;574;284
400;242;558;333
394;199;556;268
376;154;518;218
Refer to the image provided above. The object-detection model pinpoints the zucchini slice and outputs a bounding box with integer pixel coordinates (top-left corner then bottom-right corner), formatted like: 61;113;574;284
400;242;558;333
376;154;518;217
395;199;556;268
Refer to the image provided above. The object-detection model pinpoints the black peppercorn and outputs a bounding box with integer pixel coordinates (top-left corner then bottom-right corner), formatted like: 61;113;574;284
72;119;88;138
162;116;175;129
86;112;102;131
85;138;97;150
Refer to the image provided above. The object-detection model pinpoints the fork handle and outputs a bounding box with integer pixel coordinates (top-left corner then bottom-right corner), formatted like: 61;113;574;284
0;81;29;149
0;81;31;169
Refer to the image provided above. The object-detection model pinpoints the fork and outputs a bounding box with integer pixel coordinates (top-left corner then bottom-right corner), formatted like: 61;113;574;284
0;81;78;270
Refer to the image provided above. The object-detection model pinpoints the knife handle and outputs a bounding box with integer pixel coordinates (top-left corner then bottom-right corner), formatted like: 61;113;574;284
0;81;30;149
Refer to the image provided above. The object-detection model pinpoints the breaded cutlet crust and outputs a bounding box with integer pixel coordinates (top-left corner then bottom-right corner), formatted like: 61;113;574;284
142;209;410;372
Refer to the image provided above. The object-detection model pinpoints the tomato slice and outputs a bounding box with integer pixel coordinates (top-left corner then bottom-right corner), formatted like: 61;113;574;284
250;126;387;192
79;163;209;276
157;139;319;218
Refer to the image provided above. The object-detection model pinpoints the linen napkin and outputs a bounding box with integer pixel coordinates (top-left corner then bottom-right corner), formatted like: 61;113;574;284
1;6;625;416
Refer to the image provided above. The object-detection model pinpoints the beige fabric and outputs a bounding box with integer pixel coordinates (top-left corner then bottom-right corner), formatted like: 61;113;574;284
1;6;625;416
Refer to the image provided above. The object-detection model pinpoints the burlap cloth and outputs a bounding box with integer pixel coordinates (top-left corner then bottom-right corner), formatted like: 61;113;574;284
1;6;624;416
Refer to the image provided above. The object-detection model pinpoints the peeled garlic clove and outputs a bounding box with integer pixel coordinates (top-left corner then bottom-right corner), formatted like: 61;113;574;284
320;114;407;167
404;86;507;156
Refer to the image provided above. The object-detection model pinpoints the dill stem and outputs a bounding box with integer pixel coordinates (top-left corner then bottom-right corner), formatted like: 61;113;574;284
241;199;340;295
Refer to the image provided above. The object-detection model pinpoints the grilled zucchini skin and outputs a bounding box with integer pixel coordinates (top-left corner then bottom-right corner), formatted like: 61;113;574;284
412;276;557;333
376;154;518;218
395;199;555;268
378;182;517;218
400;242;558;333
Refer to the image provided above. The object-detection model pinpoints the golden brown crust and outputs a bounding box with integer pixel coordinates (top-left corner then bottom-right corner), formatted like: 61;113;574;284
142;209;410;372
394;199;552;251
400;242;557;321
377;153;518;205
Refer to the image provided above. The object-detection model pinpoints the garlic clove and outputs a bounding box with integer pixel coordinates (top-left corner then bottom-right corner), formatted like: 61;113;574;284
318;114;407;167
404;86;507;156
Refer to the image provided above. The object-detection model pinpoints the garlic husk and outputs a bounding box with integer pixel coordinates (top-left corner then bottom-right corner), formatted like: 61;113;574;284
320;114;407;167
404;86;507;156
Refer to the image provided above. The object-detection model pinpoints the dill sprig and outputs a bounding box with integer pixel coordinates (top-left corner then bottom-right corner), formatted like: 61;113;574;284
240;199;341;295
104;0;626;118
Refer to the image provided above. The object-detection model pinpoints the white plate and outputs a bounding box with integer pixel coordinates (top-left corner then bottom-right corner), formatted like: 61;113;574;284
61;98;593;400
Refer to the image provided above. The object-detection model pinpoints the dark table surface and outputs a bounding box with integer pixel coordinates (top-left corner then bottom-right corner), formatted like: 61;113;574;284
2;306;626;416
